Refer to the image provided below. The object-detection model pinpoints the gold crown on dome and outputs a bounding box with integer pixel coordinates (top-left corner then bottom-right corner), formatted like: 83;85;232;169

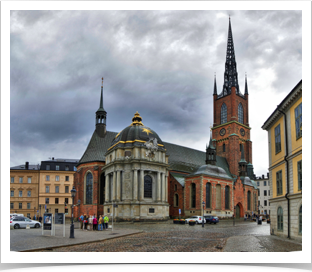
131;111;144;126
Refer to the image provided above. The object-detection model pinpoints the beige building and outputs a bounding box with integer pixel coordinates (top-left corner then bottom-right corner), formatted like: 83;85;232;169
262;80;302;241
10;162;40;219
11;158;78;219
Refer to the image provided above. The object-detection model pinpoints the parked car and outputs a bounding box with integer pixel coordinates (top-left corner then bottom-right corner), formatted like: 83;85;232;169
204;215;219;224
10;216;41;229
185;216;206;224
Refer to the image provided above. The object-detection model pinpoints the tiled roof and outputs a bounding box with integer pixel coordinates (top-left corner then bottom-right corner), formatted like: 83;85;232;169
78;130;233;177
171;173;187;187
10;165;39;170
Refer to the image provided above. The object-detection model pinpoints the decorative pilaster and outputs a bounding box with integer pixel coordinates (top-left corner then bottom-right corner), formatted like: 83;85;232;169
139;170;144;201
116;171;121;201
105;174;110;202
112;171;116;201
133;169;138;201
165;175;168;202
157;172;161;202
161;173;165;202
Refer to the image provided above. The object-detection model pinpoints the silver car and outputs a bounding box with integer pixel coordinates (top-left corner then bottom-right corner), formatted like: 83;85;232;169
185;216;206;224
10;217;41;229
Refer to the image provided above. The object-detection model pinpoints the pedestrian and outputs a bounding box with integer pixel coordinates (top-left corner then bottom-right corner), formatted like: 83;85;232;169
102;215;106;230
83;214;88;230
79;214;84;230
88;214;93;231
93;214;98;230
39;216;42;223
104;215;109;230
33;215;36;220
98;215;103;231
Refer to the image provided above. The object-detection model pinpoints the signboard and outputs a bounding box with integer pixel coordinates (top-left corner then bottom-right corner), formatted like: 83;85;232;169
43;213;52;230
179;209;181;214
55;213;64;224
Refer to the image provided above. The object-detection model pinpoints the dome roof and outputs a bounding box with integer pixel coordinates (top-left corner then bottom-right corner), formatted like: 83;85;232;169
107;111;165;153
191;164;232;180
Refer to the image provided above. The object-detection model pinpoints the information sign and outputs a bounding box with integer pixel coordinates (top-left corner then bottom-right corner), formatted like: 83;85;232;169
179;209;181;214
55;213;64;224
43;213;52;230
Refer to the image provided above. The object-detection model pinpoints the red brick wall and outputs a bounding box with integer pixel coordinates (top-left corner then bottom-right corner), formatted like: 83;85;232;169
168;172;185;218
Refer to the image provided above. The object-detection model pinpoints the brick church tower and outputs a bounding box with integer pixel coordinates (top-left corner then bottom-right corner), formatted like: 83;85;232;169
212;18;253;177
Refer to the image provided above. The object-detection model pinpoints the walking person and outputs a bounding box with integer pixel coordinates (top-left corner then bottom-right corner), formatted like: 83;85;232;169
79;214;84;230
102;215;106;230
93;214;98;230
39;216;42;223
98;215;103;231
83;214;88;230
104;215;109;230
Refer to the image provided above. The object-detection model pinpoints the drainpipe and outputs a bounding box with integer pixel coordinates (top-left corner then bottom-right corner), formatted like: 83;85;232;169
277;105;290;239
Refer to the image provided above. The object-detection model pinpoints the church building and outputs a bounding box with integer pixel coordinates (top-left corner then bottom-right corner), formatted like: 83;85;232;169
73;18;258;221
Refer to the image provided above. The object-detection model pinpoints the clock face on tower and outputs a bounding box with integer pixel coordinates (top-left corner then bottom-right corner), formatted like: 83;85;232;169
240;128;245;136
220;128;226;136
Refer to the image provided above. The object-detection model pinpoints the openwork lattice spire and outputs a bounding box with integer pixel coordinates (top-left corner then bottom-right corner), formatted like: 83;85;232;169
222;18;240;96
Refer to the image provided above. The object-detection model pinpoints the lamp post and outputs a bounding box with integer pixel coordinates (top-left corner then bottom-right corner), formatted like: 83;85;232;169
69;186;76;239
202;201;205;228
233;206;236;226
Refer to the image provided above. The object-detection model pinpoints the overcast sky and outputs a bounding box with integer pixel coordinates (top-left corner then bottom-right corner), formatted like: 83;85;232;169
9;8;303;176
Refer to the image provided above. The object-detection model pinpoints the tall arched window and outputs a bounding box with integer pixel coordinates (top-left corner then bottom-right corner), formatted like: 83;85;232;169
299;205;302;234
85;172;93;204
225;186;230;209
216;184;221;209
277;206;283;231
206;183;211;208
238;103;244;124
174;194;179;207
144;175;152;198
223;143;226;152
247;191;251;210
191;183;196;208
221;103;227;124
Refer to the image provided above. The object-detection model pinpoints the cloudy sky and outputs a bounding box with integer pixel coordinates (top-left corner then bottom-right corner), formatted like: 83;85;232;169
8;5;305;176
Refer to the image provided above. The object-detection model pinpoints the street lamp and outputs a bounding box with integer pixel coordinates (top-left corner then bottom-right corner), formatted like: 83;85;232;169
202;201;205;228
69;186;77;239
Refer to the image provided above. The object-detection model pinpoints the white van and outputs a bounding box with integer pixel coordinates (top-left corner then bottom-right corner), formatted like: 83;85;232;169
10;213;24;218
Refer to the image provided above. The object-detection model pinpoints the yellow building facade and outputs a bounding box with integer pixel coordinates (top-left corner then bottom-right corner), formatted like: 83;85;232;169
262;80;302;241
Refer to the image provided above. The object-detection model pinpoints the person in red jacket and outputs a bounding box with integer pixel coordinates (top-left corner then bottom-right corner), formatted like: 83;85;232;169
93;214;98;230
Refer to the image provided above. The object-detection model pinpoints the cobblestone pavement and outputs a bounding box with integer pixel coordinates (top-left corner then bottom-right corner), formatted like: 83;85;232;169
29;220;301;252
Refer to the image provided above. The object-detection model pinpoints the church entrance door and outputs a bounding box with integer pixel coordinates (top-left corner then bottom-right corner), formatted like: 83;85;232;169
236;204;240;219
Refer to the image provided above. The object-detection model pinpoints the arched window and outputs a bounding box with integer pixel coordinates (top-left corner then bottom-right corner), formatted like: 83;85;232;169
174;194;179;207
238;103;244;124
225;186;230;209
216;184;221;209
221;103;227;124
191;183;196;208
223;143;226;152
85;172;93;204
277;206;283;231
144;175;152;198
206;182;211;208
299;205;302;234
247;191;251;210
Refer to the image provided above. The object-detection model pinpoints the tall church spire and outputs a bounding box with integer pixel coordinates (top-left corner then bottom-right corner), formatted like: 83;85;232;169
244;73;249;95
222;17;239;96
95;77;107;137
213;73;217;95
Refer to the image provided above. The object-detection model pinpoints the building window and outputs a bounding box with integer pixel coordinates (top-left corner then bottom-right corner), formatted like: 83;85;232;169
298;160;302;191
55;198;59;204
149;208;155;213
221;103;227;124
264;200;267;206
276;170;283;195
46;175;50;181
65;176;69;181
264;190;267;196
19;203;22;209
191;183;196;208
55;186;59;193
247;191;251;210
295;103;302;139
27;191;31;197
65;198;68;204
223;143;225;152
275;124;281;154
74;166;77;171
264;210;267;215
46;165;50;170
206;182;211;208
65;208;68;214
11;177;14;183
27;213;30;218
299;205;302;234
28;177;31;183
55;175;60;181
174;184;177;191
257;181;259;186
19;191;22;197
27;203;30;209
174;194;179;207
65;186;69;193
46;186;50;193
277;206;283;231
11;190;14;197
264;181;267;186
65;166;69;171
144;175;152;198
238;103;244;124
10;203;14;209
225;186;230;209
55;209;59;214
268;190;270;196
45;198;49;204
258;190;260;196
86;172;93;204
19;177;23;183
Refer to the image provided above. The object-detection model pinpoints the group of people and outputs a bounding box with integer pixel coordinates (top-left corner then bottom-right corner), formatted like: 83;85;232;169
79;214;109;231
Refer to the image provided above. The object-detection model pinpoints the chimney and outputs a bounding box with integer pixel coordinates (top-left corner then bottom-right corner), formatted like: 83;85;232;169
25;162;29;170
262;174;264;179
52;157;54;160
267;172;269;178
